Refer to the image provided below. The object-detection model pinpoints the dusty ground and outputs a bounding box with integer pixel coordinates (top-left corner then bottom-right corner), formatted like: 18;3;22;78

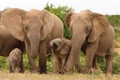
0;70;119;80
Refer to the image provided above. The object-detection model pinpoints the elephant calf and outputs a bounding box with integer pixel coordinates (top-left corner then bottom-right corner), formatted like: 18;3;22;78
50;38;71;74
8;48;24;73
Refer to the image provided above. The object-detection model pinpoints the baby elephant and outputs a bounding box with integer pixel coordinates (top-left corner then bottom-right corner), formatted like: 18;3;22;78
8;48;24;73
50;38;71;74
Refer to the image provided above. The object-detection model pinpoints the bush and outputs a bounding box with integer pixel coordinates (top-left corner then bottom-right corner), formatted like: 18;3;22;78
0;56;8;70
44;3;73;39
97;52;120;74
79;52;120;74
23;54;30;70
112;52;120;74
114;41;120;48
46;54;53;72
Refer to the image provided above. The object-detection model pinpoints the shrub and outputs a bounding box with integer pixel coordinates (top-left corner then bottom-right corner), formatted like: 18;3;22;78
112;52;120;74
0;57;8;70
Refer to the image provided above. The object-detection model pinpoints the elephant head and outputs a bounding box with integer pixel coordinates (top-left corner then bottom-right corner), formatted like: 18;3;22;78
50;38;71;55
66;9;109;43
65;9;110;72
1;8;54;59
50;38;63;53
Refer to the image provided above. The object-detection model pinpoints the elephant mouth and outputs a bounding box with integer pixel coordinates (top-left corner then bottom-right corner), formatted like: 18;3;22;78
52;43;58;52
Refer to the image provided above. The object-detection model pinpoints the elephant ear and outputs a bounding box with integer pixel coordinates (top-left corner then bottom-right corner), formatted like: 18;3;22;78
1;8;26;41
40;10;54;40
60;38;71;55
65;12;74;26
88;13;108;42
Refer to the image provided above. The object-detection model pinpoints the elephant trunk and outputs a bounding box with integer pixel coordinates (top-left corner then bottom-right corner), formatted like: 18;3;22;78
30;35;40;59
65;33;86;71
71;34;85;60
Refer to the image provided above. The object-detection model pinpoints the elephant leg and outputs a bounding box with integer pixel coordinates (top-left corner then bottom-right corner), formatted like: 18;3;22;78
64;38;82;74
64;52;74;74
92;56;98;73
85;40;99;74
105;55;112;76
61;57;67;74
25;40;37;73
39;51;47;74
105;45;113;76
74;55;81;73
38;42;47;74
64;47;80;74
12;64;16;73
9;63;12;73
58;59;62;73
52;55;59;73
19;56;25;73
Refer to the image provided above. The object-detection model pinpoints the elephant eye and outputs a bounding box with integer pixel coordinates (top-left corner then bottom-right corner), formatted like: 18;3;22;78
85;25;90;33
24;26;29;31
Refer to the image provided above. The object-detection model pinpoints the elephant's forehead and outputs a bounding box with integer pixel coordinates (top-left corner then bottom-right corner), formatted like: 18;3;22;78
28;9;40;14
25;10;40;18
54;38;62;42
12;49;22;54
70;15;84;25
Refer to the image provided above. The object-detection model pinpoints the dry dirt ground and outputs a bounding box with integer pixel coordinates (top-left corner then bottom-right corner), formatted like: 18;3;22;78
0;70;119;80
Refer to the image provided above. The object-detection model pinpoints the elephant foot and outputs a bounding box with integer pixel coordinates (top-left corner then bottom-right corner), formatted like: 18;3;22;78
58;71;64;74
54;71;64;74
105;73;112;77
30;69;38;73
39;69;47;74
19;67;25;73
52;68;60;74
20;70;25;73
40;71;47;74
105;73;112;80
53;71;60;74
64;66;73;74
76;68;82;73
84;67;92;74
64;71;73;75
64;68;73;75
84;67;99;75
90;68;98;74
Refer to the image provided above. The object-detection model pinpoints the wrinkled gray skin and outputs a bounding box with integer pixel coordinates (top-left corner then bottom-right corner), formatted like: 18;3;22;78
65;10;115;76
1;8;64;73
0;25;25;56
50;38;81;74
8;48;23;73
50;38;71;74
0;24;25;72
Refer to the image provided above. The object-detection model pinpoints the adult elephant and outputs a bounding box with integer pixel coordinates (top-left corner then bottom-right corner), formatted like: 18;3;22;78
0;24;25;72
1;8;64;73
65;10;114;76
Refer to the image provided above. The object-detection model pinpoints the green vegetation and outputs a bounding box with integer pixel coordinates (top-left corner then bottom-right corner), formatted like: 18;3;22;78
0;4;120;75
44;3;73;39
